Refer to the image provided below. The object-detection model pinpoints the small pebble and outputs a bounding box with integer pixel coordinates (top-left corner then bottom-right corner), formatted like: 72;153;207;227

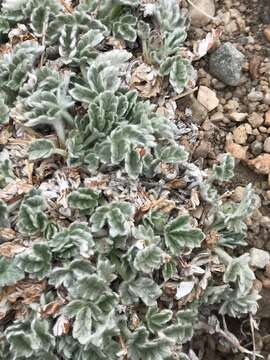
264;137;270;153
251;140;263;156
248;112;264;128
233;125;247;144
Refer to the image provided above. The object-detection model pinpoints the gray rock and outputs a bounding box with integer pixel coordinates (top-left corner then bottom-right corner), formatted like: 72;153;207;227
250;248;270;269
209;43;245;86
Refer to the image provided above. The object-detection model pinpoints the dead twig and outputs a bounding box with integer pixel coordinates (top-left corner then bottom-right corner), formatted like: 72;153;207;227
172;87;198;101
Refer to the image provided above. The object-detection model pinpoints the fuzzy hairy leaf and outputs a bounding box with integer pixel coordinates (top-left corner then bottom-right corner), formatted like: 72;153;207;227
49;223;94;258
0;159;14;188
112;14;137;42
68;188;99;213
0;99;9;124
164;215;204;254
15;243;52;279
0;199;10;227
73;306;93;344
129;277;162;306
212;154;235;181
28;139;56;161
17;189;48;235
155;143;188;163
91;202;134;238
146;307;173;333
0;257;24;287
127;326;172;360
134;245;162;273
223;253;255;294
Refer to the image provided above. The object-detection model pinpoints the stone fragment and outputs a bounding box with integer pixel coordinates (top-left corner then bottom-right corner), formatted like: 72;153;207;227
265;110;270;126
197;86;219;112
233;125;247;145
226;141;247;160
229;112;248;122
189;0;215;26
189;95;208;124
251;140;263;156
264;137;270;153
248;113;264;128
264;27;270;43
250;248;270;269
248;154;270;174
210;111;224;122
231;186;245;202
209;42;245;86
247;90;264;102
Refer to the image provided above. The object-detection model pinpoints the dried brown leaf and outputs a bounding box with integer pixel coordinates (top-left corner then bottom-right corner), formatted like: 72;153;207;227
53;315;70;336
0;242;25;258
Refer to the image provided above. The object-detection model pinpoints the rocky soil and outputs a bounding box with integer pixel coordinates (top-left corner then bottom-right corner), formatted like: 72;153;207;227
182;0;270;358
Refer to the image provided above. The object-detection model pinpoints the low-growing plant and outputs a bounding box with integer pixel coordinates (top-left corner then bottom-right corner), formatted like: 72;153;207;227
0;0;261;359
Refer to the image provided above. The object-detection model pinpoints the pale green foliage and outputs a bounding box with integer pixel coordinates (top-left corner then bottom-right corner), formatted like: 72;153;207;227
17;188;48;235
146;307;173;333
138;0;193;94
68;188;99;214
0;199;10;227
212;153;235;182
0;98;9;124
49;223;94;258
0;257;24;287
223;253;255;294
0;0;260;358
15;243;52;279
0;159;14;188
164;215;204;254
91;201;134;237
28;139;55;161
0;41;43;105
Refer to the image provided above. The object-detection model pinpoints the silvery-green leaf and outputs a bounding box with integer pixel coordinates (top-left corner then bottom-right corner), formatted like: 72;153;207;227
0;99;9;124
169;57;190;94
28;139;56;161
6;331;33;358
0;159;14;188
0;257;24;287
146;307;172;333
75;275;107;301
112;14;137;42
59;24;78;63
31;5;49;35
31;319;55;351
73;306;92;344
127;326;172;360
67;188;99;212
212;154;235;181
164;215;204;254
17;189;48;235
155;144;188;163
129;277;162;306
159;57;175;76
223;253;255;294
97;257;117;284
15;243;52;280
163;308;197;343
0;199;9;227
49;223;94;258
125;149;142;178
162;261;177;281
134;245;162;273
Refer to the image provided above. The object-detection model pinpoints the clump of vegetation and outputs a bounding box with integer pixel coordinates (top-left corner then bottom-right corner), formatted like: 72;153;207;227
0;0;261;359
